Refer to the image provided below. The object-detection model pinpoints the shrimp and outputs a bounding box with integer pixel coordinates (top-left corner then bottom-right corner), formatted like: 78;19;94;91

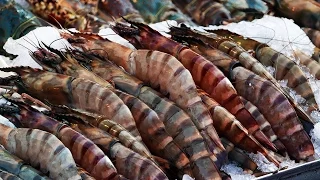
0;124;79;179
231;67;315;162
71;53;228;178
274;0;320;30
0;66;143;140
313;47;320;62
170;35;285;153
26;0;88;31
70;123;169;180
1;99;119;180
0;169;21;180
60;33;224;180
0;146;49;180
128;0;195;25
111;21;274;150
77;167;96;180
97;0;145;23
240;97;287;155
171;0;231;26
180;27;315;122
197;89;280;166
294;50;320;80
303;27;320;49
32;47;194;177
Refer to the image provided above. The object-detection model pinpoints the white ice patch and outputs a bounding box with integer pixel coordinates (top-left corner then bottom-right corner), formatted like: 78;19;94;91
311;123;320;157
149;20;178;37
182;174;194;180
248;152;277;172
3;27;71;69
98;28;136;49
265;66;275;77
205;15;315;57
221;162;255;180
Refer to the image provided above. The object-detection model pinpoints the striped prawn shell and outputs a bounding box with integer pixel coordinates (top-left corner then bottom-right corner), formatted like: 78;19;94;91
231;67;315;161
64;34;226;173
203;29;316;123
197;89;280;166
136;87;223;180
115;90;194;177
313;47;320;62
0;147;49;180
171;0;231;26
0;169;21;180
240;97;287;155
275;0;320;30
303;27;320;49
41;50;192;176
294;50;320;80
78;58;226;178
174;36;276;150
0;67;142;141
255;46;318;113
58;127;118;179
0;124;80;179
71;124;169;180
115;22;268;153
77;167;96;180
7;102;118;180
90;117;153;161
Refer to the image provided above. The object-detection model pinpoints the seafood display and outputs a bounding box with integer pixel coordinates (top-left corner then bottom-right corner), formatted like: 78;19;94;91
1;0;320;179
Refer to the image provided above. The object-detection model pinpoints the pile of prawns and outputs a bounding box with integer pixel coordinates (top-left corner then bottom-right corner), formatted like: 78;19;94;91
0;20;317;180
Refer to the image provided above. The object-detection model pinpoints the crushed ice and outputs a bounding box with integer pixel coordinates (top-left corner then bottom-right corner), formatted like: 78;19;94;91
221;162;255;180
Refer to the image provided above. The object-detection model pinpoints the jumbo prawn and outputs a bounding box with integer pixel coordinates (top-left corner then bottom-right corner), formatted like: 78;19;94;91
169;26;314;123
0;147;50;180
232;67;315;161
209;29;318;116
111;20;274;150
32;47;194;177
1;98;120;180
0;123;79;179
240;97;287;155
70;53;227;178
0;66;142;141
171;0;231;26
70;123;169;180
59;35;225;179
197;89;280;166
